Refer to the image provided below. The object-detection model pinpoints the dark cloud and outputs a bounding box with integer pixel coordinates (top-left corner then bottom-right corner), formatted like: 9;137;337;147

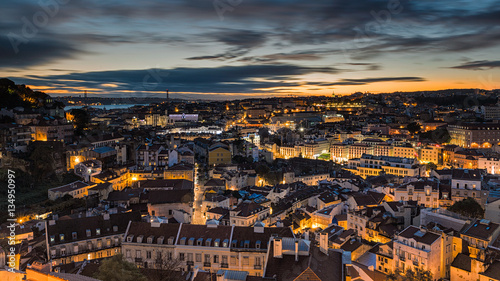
10;64;341;94
450;60;500;70
324;76;425;86
0;35;82;68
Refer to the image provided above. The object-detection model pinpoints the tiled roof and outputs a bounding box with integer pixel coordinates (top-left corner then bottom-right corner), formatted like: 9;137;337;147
47;211;141;246
398;226;440;245
451;253;471;272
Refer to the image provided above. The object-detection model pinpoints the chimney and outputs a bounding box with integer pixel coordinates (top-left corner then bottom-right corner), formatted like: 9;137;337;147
295;239;299;262
49;220;56;226
273;238;283;258
319;232;329;255
103;213;110;220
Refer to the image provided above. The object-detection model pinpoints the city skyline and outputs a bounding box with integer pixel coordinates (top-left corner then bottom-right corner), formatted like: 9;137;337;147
1;0;500;99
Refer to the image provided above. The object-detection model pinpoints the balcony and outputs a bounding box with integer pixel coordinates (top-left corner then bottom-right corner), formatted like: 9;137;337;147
204;262;211;267
399;256;405;261
254;265;262;270
186;261;194;266
221;263;229;268
413;260;418;266
135;258;143;263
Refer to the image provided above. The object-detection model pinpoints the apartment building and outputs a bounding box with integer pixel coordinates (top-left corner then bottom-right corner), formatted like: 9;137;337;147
448;122;500;148
347;154;425;178
122;221;295;276
393;180;442;208
451;169;488;206
393;226;444;279
46;211;141;265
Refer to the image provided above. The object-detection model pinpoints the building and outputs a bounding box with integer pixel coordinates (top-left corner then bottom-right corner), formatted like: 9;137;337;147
122;221;294;276
451;169;488;206
346;154;425;178
46;211;141;265
230;202;270;227
393;226;444;279
136;144;166;168
0;123;32;152
448;122;500;148
208;145;231;166
74;160;102;182
163;163;195;181
478;156;500;174
393;180;442;208
48;181;90;201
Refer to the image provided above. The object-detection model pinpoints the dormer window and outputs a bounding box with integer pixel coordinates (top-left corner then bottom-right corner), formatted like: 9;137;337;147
50;235;55;243
256;240;261;249
214;239;220;247
137;235;144;243
231;240;237;248
72;232;77;240
60;234;65;242
96;228;101;235
86;229;91;237
188;237;194;246
244;240;250;248
197;238;203;246
158;236;164;244
113;225;118;232
180;237;187;245
205;238;212;247
168;237;174;245
147;236;154;244
223;239;229;247
127;235;134;242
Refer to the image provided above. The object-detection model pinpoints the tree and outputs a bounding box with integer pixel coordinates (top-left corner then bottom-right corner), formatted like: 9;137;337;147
449;197;485;218
425;162;437;171
69;108;90;135
94;254;147;281
385;268;432;281
145;256;183;281
406;122;421;135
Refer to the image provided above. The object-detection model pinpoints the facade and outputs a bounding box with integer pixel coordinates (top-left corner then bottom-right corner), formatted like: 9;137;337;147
230;202;270;227
208;146;231;166
46;211;141;265
122;221;295;276
74;160;102;182
347;154;425;178
394;180;441;208
393;226;444;280
450;169;488;206
48;181;90;200
136;144;166;168
448;122;500;148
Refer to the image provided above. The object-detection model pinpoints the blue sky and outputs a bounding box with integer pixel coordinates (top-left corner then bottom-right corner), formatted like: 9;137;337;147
1;0;500;100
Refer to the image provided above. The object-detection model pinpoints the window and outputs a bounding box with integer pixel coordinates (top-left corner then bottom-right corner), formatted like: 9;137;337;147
243;256;249;266
113;226;118;232
255;257;261;266
60;234;65;242
126;249;131;258
179;253;185;261
205;254;210;262
187;253;193;262
72;232;77;239
230;256;237;265
136;250;141;258
146;251;152;259
222;255;228;264
213;255;219;263
196;253;202;262
96;228;101;235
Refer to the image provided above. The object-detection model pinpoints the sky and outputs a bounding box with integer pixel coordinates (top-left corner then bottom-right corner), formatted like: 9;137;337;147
1;0;500;100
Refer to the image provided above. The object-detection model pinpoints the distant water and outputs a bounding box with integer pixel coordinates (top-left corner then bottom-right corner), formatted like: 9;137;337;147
65;104;149;110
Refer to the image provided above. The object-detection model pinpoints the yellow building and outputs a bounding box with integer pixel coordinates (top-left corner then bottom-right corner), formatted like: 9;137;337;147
208;146;231;166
